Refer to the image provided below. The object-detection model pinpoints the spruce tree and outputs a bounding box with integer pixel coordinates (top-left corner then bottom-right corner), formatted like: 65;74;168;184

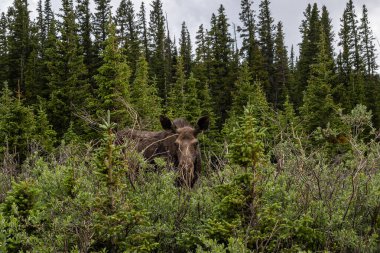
278;95;300;138
229;61;271;132
198;82;215;124
39;12;57;101
76;0;94;76
131;56;161;128
44;0;54;31
24;0;52;104
339;0;361;74
291;3;310;107
338;0;365;109
40;0;55;91
94;22;131;126
115;0;128;44
230;62;253;116
359;5;379;126
179;21;192;77
184;73;201;123
193;24;210;88
287;45;298;105
93;0;111;45
320;5;335;67
24;23;41;104
289;45;295;72
34;0;48;59
0;13;9;84
163;20;176;94
238;0;255;66
296;3;320;107
167;56;186;118
47;0;90;136
273;21;289;108
0;85;36;164
257;0;275;101
238;0;268;87
208;5;235;126
300;26;337;133
148;0;166;98
34;101;57;152
359;4;377;76
116;0;140;77
193;24;216;125
137;2;149;60
92;0;111;69
249;81;273;127
194;24;207;64
7;0;31;95
36;0;45;50
226;79;271;142
258;0;275;68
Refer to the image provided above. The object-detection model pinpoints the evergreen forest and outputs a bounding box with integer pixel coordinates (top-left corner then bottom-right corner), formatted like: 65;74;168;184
1;0;380;251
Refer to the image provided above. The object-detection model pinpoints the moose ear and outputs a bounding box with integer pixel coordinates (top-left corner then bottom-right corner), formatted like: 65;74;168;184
195;116;210;133
160;115;174;131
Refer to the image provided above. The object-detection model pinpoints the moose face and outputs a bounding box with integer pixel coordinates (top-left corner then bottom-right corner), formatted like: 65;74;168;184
160;116;209;187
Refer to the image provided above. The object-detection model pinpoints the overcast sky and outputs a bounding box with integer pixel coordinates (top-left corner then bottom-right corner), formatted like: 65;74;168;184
1;0;380;61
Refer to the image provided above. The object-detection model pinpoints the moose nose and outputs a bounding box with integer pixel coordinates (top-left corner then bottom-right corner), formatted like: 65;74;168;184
178;158;195;188
179;155;194;168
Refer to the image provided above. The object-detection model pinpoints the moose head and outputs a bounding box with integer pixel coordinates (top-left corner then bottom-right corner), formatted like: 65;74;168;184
159;115;209;187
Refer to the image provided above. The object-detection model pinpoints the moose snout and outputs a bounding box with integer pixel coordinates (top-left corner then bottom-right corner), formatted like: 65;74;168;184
177;147;196;187
178;155;195;171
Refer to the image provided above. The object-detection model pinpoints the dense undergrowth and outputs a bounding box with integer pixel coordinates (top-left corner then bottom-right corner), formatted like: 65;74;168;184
1;0;380;251
1;103;380;253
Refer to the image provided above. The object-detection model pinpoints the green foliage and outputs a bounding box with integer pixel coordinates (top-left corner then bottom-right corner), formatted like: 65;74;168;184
1;0;380;252
300;25;338;133
148;0;167;98
184;73;202;123
226;104;266;169
6;0;31;94
196;236;249;253
34;101;57;152
339;0;361;74
207;5;236;126
226;78;273;148
0;213;6;252
238;0;266;88
1;180;39;252
46;0;91;137
116;0;140;77
131;56;162;129
230;62;253;115
257;0;275;104
277;95;301;140
0;86;56;166
0;85;36;163
359;5;377;76
94;22;131;127
273;21;289;108
92;0;112;55
198;82;215;125
167;56;186;118
294;3;322;108
179;21;192;76
0;101;380;252
341;104;374;138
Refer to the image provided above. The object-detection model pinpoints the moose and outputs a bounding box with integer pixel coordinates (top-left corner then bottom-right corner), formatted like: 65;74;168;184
116;115;210;188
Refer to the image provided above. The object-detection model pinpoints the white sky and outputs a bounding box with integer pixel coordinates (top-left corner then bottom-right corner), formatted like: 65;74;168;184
1;0;380;64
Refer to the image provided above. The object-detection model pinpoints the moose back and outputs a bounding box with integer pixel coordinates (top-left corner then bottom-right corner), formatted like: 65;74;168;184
116;116;209;188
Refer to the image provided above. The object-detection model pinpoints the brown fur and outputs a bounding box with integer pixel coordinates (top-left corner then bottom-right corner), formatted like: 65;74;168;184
116;116;209;188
